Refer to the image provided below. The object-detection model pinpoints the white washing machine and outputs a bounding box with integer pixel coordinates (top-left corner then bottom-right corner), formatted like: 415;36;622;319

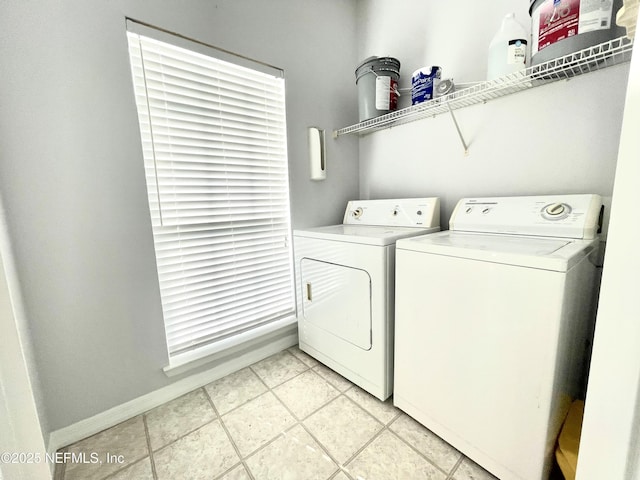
294;198;440;400
393;194;603;480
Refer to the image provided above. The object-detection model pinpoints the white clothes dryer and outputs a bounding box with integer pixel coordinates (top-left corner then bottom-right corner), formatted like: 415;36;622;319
393;194;603;480
294;198;440;400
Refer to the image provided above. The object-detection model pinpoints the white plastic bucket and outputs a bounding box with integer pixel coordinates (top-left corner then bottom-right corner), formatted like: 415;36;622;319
529;0;624;66
355;57;401;122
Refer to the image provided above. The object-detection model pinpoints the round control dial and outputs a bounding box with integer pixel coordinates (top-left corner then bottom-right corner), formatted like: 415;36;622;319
352;207;363;218
541;202;571;220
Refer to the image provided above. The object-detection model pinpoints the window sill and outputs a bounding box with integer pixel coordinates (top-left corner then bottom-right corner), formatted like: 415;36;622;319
162;315;298;377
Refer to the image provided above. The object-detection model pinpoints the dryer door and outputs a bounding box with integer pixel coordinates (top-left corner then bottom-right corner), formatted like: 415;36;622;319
300;258;372;350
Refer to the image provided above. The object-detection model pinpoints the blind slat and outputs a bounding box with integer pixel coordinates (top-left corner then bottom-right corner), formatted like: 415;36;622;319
159;258;291;290
161;266;292;302
167;303;293;352
163;279;293;319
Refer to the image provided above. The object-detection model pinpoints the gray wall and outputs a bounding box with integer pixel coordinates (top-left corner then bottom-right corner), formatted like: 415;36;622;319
0;0;359;431
355;0;628;221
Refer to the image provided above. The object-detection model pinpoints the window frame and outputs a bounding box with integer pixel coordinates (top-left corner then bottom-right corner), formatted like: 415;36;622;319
126;20;297;373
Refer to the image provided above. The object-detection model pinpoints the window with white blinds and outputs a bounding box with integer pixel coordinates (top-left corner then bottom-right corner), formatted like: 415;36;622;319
126;22;295;360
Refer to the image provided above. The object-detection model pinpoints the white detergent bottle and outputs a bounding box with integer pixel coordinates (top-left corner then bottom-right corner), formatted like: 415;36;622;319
487;13;529;80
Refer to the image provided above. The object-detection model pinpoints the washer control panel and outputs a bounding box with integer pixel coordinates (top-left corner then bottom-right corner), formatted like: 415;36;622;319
343;198;441;228
450;194;603;239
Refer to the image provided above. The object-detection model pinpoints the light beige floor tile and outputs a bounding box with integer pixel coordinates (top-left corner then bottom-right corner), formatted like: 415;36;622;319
107;457;154;480
288;345;320;367
346;430;447;480
250;350;308;387
154;420;239;480
303;396;382;464
245;424;337;480
64;416;148;480
312;364;354;392
453;457;499;480
345;386;399;425
222;391;296;456
390;414;462;473
217;464;251;480
145;388;216;451
273;370;339;419
205;367;268;415
331;473;351;480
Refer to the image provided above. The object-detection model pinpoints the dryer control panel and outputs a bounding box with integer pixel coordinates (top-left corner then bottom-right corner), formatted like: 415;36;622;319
343;198;440;228
450;194;603;239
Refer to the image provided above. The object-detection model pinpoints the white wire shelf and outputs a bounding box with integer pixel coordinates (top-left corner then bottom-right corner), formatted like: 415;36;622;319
334;36;634;138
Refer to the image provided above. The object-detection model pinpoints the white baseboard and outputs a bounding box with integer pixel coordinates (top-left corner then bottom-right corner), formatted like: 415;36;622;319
47;329;297;454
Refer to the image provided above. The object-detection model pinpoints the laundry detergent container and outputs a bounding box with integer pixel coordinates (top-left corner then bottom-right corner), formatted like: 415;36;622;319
355;56;400;122
529;0;625;65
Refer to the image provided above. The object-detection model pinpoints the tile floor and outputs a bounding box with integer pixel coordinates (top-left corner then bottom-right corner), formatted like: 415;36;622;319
54;346;501;480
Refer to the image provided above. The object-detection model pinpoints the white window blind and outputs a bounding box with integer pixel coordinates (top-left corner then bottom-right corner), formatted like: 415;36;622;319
126;22;295;358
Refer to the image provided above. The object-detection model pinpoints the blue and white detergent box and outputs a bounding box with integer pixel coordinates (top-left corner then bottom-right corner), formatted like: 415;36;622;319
411;66;441;105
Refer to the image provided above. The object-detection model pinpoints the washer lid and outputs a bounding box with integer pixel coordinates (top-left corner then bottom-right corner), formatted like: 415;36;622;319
293;224;440;246
396;231;597;271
